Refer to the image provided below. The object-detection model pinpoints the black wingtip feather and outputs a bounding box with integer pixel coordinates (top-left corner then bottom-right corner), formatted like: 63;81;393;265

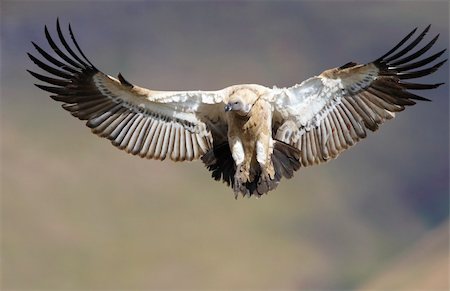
44;23;85;70
382;25;431;63
399;81;445;90
390;34;441;67
68;22;98;70
34;83;67;95
393;49;447;72
375;27;418;63
397;59;447;79
27;52;72;79
373;25;446;96
31;40;80;74
421;97;432;102
27;69;70;86
56;19;89;68
29;19;100;89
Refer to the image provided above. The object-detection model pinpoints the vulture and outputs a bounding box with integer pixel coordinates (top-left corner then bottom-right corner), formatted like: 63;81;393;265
28;20;446;197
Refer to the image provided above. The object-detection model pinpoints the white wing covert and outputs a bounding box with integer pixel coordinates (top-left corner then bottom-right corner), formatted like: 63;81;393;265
28;20;228;161
272;26;446;167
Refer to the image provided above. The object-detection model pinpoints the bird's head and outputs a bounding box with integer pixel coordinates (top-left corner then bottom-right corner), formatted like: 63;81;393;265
225;88;259;116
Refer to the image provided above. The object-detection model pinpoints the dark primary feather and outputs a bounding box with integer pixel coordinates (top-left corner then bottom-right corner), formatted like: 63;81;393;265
390;34;441;66
374;27;418;63
56;19;91;68
369;25;447;106
382;25;431;63
375;25;447;83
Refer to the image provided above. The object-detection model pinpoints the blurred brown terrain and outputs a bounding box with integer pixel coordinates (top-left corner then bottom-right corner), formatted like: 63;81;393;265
360;221;449;290
1;1;449;290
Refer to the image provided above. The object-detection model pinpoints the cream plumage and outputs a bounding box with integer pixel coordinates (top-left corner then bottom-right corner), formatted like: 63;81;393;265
28;20;446;197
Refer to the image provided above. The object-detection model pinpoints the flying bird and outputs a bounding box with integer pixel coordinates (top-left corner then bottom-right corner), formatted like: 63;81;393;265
28;20;446;197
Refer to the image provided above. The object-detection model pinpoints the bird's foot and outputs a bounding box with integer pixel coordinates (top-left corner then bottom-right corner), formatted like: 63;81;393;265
256;166;278;195
233;164;251;198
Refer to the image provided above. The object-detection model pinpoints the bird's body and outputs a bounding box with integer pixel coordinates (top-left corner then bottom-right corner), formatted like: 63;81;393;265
28;21;446;197
225;87;277;194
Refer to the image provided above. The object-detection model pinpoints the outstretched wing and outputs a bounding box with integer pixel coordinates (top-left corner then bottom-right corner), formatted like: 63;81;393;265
28;20;229;161
272;25;446;167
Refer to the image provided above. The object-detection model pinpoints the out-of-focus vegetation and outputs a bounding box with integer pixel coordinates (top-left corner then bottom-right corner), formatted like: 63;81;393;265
1;1;448;290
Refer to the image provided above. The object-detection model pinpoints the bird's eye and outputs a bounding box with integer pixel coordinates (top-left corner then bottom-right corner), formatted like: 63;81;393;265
234;101;239;105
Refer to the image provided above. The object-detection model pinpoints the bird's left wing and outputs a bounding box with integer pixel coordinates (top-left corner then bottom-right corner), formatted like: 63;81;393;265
28;20;229;161
271;26;446;167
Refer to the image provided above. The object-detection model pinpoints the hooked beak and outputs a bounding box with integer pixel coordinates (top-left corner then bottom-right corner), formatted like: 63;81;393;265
224;103;232;112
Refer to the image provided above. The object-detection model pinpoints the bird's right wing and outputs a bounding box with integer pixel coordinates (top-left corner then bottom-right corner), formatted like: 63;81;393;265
28;20;230;161
271;26;446;167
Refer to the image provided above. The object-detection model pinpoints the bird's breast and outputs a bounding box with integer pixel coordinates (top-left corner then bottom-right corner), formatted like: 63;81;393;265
228;100;271;142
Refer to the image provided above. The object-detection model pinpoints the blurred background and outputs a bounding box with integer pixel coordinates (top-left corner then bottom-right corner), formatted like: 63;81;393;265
1;1;448;290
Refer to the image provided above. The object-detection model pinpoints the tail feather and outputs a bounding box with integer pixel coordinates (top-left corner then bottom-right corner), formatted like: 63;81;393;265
201;140;301;197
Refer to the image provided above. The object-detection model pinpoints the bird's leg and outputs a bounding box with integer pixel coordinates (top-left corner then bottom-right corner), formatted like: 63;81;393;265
256;134;275;179
229;138;250;196
255;134;277;194
254;100;275;181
